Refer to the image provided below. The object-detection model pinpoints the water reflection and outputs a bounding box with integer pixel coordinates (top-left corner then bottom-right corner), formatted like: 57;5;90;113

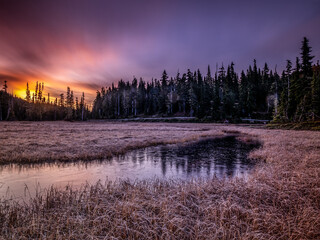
0;136;259;198
134;136;257;178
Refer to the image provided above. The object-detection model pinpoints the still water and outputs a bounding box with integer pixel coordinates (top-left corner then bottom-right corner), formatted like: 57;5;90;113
0;136;259;199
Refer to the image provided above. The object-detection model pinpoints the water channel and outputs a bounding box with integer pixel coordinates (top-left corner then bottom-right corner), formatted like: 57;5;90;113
0;136;259;199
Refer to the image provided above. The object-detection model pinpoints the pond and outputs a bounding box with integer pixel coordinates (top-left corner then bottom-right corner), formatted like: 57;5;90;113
0;136;259;199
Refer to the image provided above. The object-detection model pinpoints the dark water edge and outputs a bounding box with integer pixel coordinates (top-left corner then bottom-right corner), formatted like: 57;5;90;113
0;136;260;199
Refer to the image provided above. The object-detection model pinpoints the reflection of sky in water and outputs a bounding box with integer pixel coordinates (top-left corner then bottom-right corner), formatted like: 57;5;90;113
0;137;258;199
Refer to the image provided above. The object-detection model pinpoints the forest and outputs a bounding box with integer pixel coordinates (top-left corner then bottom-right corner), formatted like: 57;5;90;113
0;37;319;122
0;82;89;121
92;37;320;122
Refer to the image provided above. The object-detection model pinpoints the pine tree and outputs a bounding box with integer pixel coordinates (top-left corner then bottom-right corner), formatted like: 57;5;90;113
80;92;85;120
137;78;146;114
203;65;213;117
38;82;43;102
26;82;31;102
222;64;236;119
246;65;256;116
93;90;102;118
285;60;292;102
212;68;221;119
59;93;64;107
131;78;138;116
239;70;248;116
188;73;198;117
291;37;315;121
288;57;301;119
159;71;168;114
35;82;38;102
278;60;293;120
66;87;71;107
70;91;74;108
301;37;314;77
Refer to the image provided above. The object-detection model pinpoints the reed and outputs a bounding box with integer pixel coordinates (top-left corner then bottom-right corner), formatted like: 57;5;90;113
0;122;319;239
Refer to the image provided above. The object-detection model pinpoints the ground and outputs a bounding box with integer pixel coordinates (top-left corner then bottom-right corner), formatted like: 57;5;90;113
0;121;320;239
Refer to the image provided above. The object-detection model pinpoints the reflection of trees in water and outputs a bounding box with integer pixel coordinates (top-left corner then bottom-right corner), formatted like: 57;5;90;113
160;149;168;175
131;152;137;164
142;136;258;178
174;158;185;174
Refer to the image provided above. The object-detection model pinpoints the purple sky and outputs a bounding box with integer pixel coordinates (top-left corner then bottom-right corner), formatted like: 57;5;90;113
0;0;319;102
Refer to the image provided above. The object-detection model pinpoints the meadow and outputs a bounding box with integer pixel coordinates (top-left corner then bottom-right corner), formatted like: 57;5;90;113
0;121;319;239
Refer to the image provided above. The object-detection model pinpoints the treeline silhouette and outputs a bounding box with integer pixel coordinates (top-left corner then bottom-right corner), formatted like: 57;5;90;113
1;37;319;122
92;37;320;122
0;82;89;121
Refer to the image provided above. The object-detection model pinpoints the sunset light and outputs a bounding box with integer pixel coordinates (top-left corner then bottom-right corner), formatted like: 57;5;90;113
1;1;320;239
1;0;319;106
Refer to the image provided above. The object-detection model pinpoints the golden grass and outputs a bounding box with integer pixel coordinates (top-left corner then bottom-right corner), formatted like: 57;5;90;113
1;122;320;239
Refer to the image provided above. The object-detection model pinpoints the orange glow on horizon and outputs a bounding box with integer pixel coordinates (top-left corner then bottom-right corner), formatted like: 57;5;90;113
6;77;97;104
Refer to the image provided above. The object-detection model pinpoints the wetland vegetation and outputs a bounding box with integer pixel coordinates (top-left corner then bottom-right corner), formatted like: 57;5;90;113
0;122;319;239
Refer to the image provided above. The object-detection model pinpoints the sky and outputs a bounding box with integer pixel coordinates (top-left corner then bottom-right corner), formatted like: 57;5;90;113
0;0;320;103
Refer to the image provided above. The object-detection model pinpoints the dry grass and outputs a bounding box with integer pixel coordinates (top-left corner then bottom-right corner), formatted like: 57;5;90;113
267;120;320;131
0;121;226;164
1;122;320;239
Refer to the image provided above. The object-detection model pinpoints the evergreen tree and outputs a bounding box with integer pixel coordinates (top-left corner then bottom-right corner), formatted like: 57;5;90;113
35;81;38;101
222;64;235;119
212;67;221;119
311;71;320;119
59;93;64;107
38;82;43;102
203;65;213;117
290;37;315;121
131;78;138;116
278;60;293;120
137;78;146;114
239;70;248;116
159;70;169;114
301;37;314;77
26;83;31;102
288;57;301;119
80;92;85;120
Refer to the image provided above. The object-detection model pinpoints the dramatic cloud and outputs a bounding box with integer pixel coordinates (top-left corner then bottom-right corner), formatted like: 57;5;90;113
0;0;319;102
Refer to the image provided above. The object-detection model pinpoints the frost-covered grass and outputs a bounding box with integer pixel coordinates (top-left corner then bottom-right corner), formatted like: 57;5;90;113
0;121;226;164
0;122;320;239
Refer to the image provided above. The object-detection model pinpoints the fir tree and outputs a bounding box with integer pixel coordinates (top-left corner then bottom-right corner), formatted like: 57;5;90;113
301;37;314;77
311;71;320;119
26;82;31;102
35;81;38;102
159;71;168;114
